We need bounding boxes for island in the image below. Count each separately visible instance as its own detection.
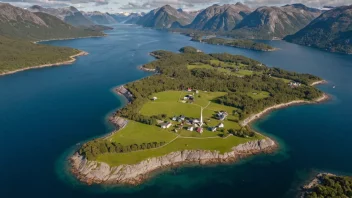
[192,37,277,52]
[70,46,327,185]
[302,173,352,197]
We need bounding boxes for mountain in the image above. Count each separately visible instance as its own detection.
[186,3,252,31]
[124,13,145,24]
[0,3,103,41]
[83,11,117,24]
[136,5,196,28]
[285,5,352,54]
[28,5,94,27]
[232,4,322,39]
[108,12,145,24]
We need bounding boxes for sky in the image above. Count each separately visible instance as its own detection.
[0,0,351,13]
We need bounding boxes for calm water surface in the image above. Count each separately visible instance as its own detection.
[1,25,352,198]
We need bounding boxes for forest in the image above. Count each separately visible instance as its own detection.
[79,139,166,160]
[195,37,276,51]
[0,36,80,74]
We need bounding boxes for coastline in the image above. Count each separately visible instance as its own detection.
[0,51,89,77]
[33,35,106,44]
[70,138,277,185]
[190,39,278,52]
[310,80,327,86]
[241,87,329,127]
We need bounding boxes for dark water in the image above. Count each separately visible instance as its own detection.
[1,24,352,198]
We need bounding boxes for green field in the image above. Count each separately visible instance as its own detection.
[98,135,263,166]
[247,91,271,100]
[109,121,177,145]
[96,90,263,166]
[209,60,248,68]
[141,91,227,118]
[187,61,256,77]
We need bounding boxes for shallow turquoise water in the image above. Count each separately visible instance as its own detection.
[1,24,352,198]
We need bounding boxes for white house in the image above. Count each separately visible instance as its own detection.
[192,119,200,124]
[187,126,194,131]
[152,96,158,101]
[161,122,172,129]
[218,123,224,128]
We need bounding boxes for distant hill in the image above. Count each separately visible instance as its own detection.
[28,5,95,27]
[186,3,252,31]
[137,5,196,28]
[230,4,322,39]
[285,5,352,54]
[0,3,103,41]
[83,11,117,24]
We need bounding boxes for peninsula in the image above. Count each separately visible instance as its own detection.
[192,36,277,52]
[0,36,88,76]
[71,46,326,185]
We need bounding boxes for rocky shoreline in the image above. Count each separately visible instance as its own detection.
[114,86,134,103]
[139,66,156,72]
[0,51,88,76]
[300,173,335,197]
[70,138,277,185]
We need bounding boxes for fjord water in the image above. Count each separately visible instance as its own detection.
[1,25,352,198]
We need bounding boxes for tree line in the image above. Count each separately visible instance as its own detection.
[79,140,166,160]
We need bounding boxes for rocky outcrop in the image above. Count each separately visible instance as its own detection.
[114,86,133,102]
[70,138,276,185]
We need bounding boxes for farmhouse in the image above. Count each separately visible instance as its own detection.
[196,127,203,133]
[161,122,172,129]
[289,81,301,88]
[218,123,224,128]
[192,119,200,124]
[216,111,228,121]
[187,126,194,131]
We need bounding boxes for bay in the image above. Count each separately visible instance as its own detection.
[1,24,352,198]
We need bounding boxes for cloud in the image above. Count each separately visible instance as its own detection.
[119,0,220,10]
[1,0,351,13]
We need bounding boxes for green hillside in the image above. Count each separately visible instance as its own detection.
[0,36,80,74]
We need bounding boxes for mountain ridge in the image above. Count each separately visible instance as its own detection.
[285,5,352,54]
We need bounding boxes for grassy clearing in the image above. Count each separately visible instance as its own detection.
[272,76,291,83]
[247,91,271,100]
[141,91,227,118]
[209,60,248,68]
[110,121,177,145]
[188,61,256,77]
[97,135,261,166]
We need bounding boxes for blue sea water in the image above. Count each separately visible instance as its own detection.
[1,24,352,198]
